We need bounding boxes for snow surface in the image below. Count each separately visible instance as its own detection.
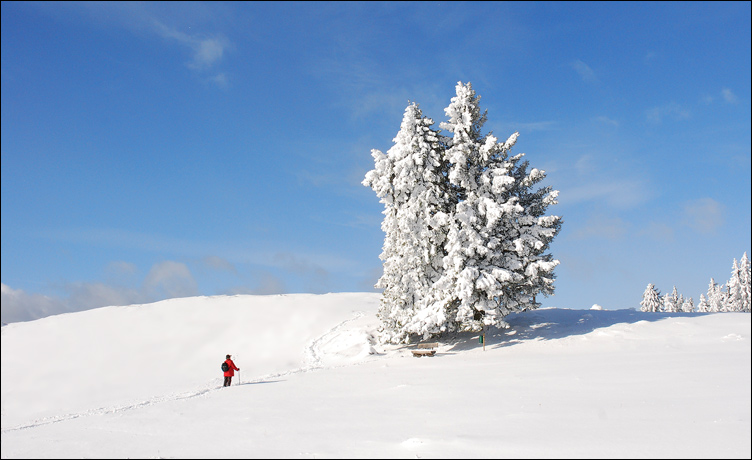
[1,293,750,458]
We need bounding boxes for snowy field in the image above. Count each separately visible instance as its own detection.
[1,293,750,458]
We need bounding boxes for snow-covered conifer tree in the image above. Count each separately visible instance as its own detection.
[640,283,661,312]
[365,82,561,343]
[706,278,725,312]
[663,286,681,312]
[739,252,751,313]
[411,82,561,338]
[662,292,674,313]
[363,102,448,343]
[696,293,710,313]
[681,297,694,313]
[727,258,743,312]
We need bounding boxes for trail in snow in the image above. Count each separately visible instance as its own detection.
[1,311,373,434]
[304,310,366,369]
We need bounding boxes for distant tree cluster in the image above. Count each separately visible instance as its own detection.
[640,253,751,313]
[363,82,562,343]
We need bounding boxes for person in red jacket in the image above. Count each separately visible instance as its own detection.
[223,354,240,387]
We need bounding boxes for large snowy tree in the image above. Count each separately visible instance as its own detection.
[362,103,449,343]
[365,82,561,343]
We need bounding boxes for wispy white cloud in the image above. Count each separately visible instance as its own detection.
[574,154,597,175]
[64,281,142,312]
[39,227,209,257]
[570,216,628,240]
[202,255,237,273]
[249,272,287,295]
[143,261,200,299]
[1,283,68,324]
[209,73,229,88]
[594,116,619,127]
[702,88,739,105]
[295,169,343,188]
[571,59,598,83]
[273,253,329,281]
[562,178,652,209]
[151,19,230,70]
[105,261,138,276]
[646,102,691,123]
[2,259,203,323]
[638,222,675,243]
[30,2,233,86]
[269,252,336,294]
[682,198,724,234]
[721,88,738,104]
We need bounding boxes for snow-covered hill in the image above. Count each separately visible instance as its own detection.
[1,293,750,458]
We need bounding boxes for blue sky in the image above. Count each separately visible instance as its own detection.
[2,1,750,322]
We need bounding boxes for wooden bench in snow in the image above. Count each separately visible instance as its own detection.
[411,342,439,357]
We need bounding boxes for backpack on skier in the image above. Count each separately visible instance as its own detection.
[221,361,229,372]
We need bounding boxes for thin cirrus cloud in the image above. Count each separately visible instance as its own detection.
[721,88,738,104]
[572,216,627,240]
[209,73,229,88]
[32,2,232,85]
[683,198,725,234]
[638,222,675,243]
[150,19,230,70]
[571,59,598,83]
[700,88,739,106]
[562,178,651,209]
[646,102,691,124]
[570,215,628,240]
[594,116,619,127]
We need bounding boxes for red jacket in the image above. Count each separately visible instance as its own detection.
[224,359,239,377]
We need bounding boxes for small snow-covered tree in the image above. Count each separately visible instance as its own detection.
[661,292,674,313]
[727,258,743,312]
[740,252,751,313]
[706,278,726,312]
[363,103,448,343]
[724,252,752,313]
[681,297,694,313]
[640,283,661,312]
[696,293,710,313]
[662,286,681,312]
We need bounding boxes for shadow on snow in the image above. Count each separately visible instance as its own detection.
[441,308,712,353]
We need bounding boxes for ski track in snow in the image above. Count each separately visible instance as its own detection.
[304,310,365,369]
[1,311,369,434]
